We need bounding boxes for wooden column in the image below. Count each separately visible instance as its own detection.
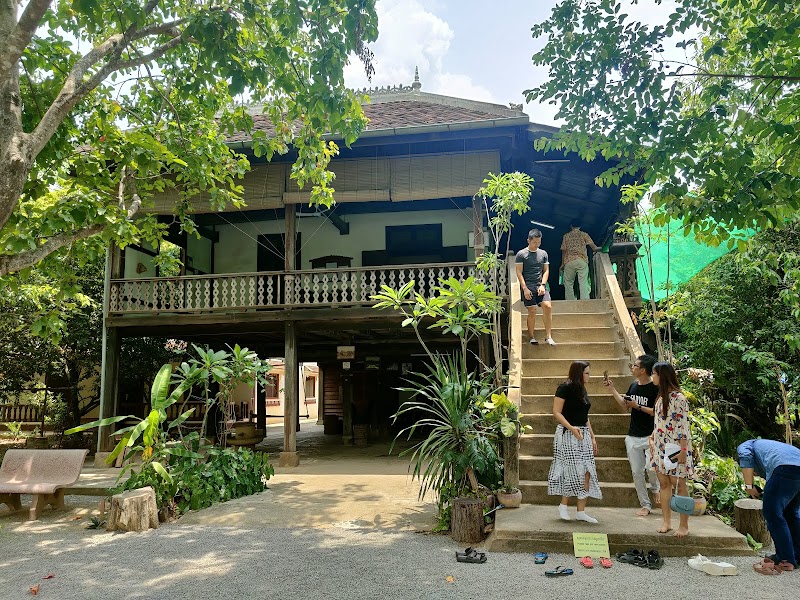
[279,321,300,467]
[284,203,296,304]
[256,378,266,434]
[97,243,123,454]
[316,368,324,425]
[341,372,353,445]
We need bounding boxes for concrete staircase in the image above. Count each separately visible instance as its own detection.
[517,299,641,507]
[486,297,750,556]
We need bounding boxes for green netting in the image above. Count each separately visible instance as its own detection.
[634,221,734,302]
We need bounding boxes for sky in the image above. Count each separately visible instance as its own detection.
[344,0,682,126]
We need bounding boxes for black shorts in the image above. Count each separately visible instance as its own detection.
[522,286,551,307]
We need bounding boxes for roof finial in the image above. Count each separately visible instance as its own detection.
[412,66,422,91]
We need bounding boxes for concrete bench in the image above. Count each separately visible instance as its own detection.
[0,449,89,520]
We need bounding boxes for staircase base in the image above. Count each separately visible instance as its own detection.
[485,505,751,557]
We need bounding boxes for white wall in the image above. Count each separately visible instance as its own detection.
[212,208,475,273]
[124,247,156,278]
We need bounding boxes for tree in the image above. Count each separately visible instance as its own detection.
[0,0,378,280]
[526,0,800,246]
[668,221,800,438]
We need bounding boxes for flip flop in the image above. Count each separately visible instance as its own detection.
[775,561,795,572]
[580,556,594,569]
[544,566,574,577]
[599,557,613,569]
[534,552,549,564]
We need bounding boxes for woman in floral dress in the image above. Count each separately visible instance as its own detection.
[649,361,694,537]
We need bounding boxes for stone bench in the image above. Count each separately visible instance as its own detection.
[0,449,89,520]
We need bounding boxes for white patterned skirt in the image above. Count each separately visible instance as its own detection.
[547,425,602,500]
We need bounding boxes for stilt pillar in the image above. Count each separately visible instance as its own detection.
[98,242,122,453]
[280,321,300,467]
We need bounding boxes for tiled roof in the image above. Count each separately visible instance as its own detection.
[226,95,527,144]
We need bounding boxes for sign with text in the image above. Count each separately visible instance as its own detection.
[572,532,610,558]
[337,345,355,360]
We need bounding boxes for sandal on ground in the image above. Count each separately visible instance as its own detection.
[753,560,781,575]
[615,548,643,564]
[455,548,487,563]
[544,566,574,577]
[534,552,548,564]
[599,557,613,569]
[775,561,795,572]
[645,550,664,570]
[580,556,594,568]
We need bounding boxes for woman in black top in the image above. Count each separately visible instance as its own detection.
[547,360,602,523]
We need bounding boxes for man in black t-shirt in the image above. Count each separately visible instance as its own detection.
[514,229,555,346]
[604,354,660,516]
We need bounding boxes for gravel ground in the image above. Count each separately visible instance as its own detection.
[0,520,795,600]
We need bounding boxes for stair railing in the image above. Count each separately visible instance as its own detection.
[594,253,645,360]
[504,253,522,487]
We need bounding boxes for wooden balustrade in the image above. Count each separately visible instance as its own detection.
[1,404,42,423]
[109,262,509,315]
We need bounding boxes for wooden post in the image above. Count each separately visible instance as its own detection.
[98,243,123,453]
[280,321,300,467]
[256,377,266,434]
[341,372,353,445]
[734,498,772,546]
[451,497,484,543]
[316,368,324,425]
[472,196,491,367]
[284,203,296,304]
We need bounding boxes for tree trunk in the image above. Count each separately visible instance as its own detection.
[451,497,484,544]
[734,498,772,546]
[106,486,160,532]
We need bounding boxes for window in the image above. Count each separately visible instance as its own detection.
[386,224,442,256]
[264,374,279,398]
[304,377,316,401]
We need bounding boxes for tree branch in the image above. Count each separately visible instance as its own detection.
[0,0,53,83]
[0,225,105,276]
[665,72,800,82]
[25,18,188,160]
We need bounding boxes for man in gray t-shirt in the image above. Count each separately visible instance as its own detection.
[514,229,555,345]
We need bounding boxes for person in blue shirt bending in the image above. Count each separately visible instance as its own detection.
[738,439,800,572]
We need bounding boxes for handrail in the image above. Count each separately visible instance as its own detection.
[109,261,480,283]
[504,253,522,487]
[506,253,522,410]
[594,253,645,359]
[108,261,509,315]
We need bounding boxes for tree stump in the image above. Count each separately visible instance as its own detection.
[451,497,484,544]
[106,486,160,533]
[734,498,771,546]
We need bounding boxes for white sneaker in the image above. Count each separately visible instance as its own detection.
[575,511,598,523]
[688,554,711,571]
[701,561,738,576]
[688,555,737,575]
[529,338,539,345]
[558,504,571,521]
[545,337,557,346]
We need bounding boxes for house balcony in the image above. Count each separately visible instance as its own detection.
[108,261,508,318]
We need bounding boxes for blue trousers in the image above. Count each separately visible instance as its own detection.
[763,465,800,566]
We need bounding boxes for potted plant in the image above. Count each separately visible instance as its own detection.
[496,483,522,508]
[689,480,708,516]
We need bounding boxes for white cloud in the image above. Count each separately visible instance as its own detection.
[345,0,497,103]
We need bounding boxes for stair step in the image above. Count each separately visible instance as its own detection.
[485,505,751,557]
[527,326,621,343]
[518,480,641,507]
[523,341,624,359]
[526,312,614,329]
[520,433,627,456]
[522,393,627,414]
[520,456,633,483]
[521,357,630,377]
[521,413,630,435]
[522,377,632,395]
[548,299,611,313]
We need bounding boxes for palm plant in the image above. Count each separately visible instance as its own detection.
[392,353,501,502]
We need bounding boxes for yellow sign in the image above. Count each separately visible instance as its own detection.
[572,532,610,558]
